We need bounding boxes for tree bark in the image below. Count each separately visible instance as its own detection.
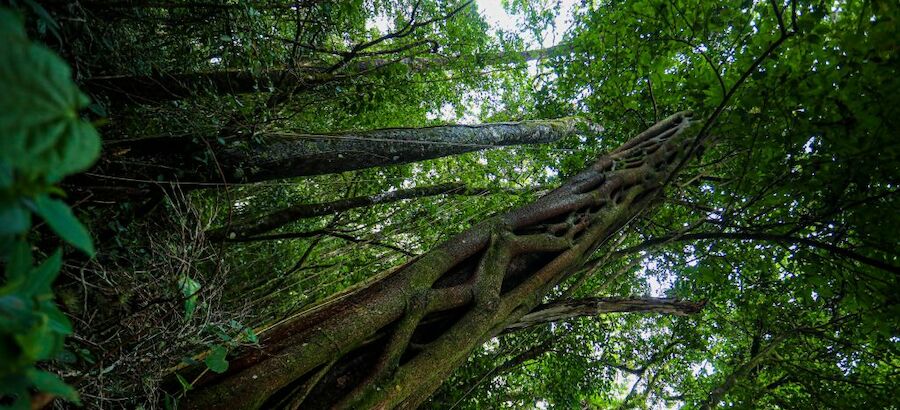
[207,182,547,241]
[90,117,591,191]
[83,45,570,104]
[173,111,700,409]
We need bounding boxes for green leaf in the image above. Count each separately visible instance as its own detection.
[0,201,30,235]
[14,321,61,361]
[243,327,258,344]
[178,275,201,320]
[0,374,30,410]
[175,373,193,393]
[13,249,61,298]
[0,294,38,332]
[0,162,12,189]
[0,16,100,180]
[205,344,229,373]
[41,300,73,334]
[4,239,32,282]
[27,369,80,404]
[29,195,95,256]
[0,9,26,41]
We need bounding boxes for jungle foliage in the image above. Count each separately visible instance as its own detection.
[0,0,898,409]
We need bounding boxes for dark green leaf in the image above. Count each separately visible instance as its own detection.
[178,275,201,321]
[0,17,100,180]
[4,239,32,282]
[29,195,95,256]
[18,249,61,297]
[27,369,80,404]
[0,201,30,235]
[205,344,229,373]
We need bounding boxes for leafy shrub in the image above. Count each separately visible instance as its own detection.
[0,7,101,408]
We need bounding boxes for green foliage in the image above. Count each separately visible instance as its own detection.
[0,11,99,183]
[0,246,79,407]
[27,195,94,257]
[178,275,201,321]
[0,7,100,407]
[204,344,229,374]
[10,0,897,408]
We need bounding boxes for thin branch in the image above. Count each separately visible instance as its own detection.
[505,297,706,331]
[616,231,900,275]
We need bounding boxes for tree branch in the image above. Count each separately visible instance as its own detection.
[209,182,547,241]
[505,297,706,331]
[615,231,900,275]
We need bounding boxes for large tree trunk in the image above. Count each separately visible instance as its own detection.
[83,45,570,104]
[85,117,590,193]
[175,112,699,409]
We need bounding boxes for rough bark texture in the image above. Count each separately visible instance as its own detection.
[83,45,570,104]
[207,183,544,241]
[176,112,698,409]
[90,117,590,190]
[227,118,586,181]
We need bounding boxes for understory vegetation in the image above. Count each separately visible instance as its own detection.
[1,0,898,409]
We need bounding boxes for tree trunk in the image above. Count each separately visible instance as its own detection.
[83,45,570,104]
[87,117,591,193]
[174,111,699,409]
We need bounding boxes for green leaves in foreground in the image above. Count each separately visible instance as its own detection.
[0,10,100,183]
[1,244,80,407]
[0,7,102,407]
[27,195,95,257]
[0,7,99,256]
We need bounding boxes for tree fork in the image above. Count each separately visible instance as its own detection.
[175,111,700,409]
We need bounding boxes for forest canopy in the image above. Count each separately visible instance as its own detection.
[0,0,898,409]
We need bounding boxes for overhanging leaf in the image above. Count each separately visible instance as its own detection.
[29,195,95,257]
[18,249,61,297]
[0,14,100,180]
[27,369,80,404]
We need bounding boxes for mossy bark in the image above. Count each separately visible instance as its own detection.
[217,118,588,182]
[85,118,589,194]
[176,112,699,409]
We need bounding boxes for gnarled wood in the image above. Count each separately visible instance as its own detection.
[176,111,700,409]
